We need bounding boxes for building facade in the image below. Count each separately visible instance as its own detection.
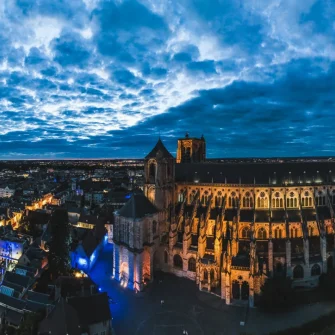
[113,193,163,291]
[0,186,15,198]
[116,134,335,307]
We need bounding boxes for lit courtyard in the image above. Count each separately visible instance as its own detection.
[89,244,335,335]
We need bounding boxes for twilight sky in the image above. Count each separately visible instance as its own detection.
[0,0,334,159]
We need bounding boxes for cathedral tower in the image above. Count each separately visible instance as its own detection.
[144,138,174,210]
[176,133,206,163]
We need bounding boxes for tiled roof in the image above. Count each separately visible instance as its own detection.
[4,272,31,288]
[67,292,111,325]
[175,161,335,185]
[1,281,24,294]
[240,210,254,222]
[0,292,26,310]
[317,206,331,220]
[27,290,50,305]
[255,210,270,222]
[81,232,100,258]
[287,210,301,222]
[0,306,23,326]
[232,255,250,268]
[24,300,46,313]
[117,193,158,219]
[38,298,80,335]
[145,139,174,159]
[271,210,286,222]
[224,209,237,221]
[301,209,316,221]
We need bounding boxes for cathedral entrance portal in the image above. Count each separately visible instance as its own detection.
[120,262,129,287]
[232,281,240,300]
[232,278,249,301]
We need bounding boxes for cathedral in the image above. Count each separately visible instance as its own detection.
[113,134,335,307]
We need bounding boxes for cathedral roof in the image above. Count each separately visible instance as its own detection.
[175,161,335,185]
[117,193,158,219]
[145,138,174,160]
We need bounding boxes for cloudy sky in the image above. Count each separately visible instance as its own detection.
[0,0,334,159]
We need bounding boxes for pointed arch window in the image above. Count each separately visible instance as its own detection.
[203,269,208,280]
[216,191,223,207]
[178,191,185,203]
[258,192,268,208]
[243,192,252,208]
[257,227,267,239]
[173,254,183,268]
[241,227,251,239]
[287,192,298,208]
[291,227,298,238]
[149,162,156,183]
[272,192,284,208]
[316,191,326,206]
[188,258,196,272]
[274,227,282,239]
[293,265,304,279]
[210,269,215,281]
[311,264,321,276]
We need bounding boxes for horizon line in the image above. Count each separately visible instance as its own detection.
[0,155,334,161]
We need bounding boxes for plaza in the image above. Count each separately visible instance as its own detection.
[89,244,335,335]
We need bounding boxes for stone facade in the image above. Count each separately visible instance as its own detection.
[116,136,335,307]
[112,193,163,291]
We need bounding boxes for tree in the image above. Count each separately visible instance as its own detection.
[48,209,73,280]
[259,277,295,311]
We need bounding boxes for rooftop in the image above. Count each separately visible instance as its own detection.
[117,193,158,220]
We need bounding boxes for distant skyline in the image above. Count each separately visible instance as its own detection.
[0,0,334,159]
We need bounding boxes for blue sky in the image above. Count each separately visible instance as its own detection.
[0,0,334,159]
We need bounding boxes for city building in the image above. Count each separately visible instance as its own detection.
[0,186,15,198]
[39,277,112,335]
[38,292,112,335]
[116,134,335,308]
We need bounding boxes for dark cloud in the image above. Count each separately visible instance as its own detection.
[0,0,334,159]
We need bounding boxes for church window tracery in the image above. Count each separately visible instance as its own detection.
[257,192,268,208]
[241,227,251,239]
[188,258,196,272]
[243,192,253,208]
[301,191,313,207]
[316,191,326,206]
[257,227,267,239]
